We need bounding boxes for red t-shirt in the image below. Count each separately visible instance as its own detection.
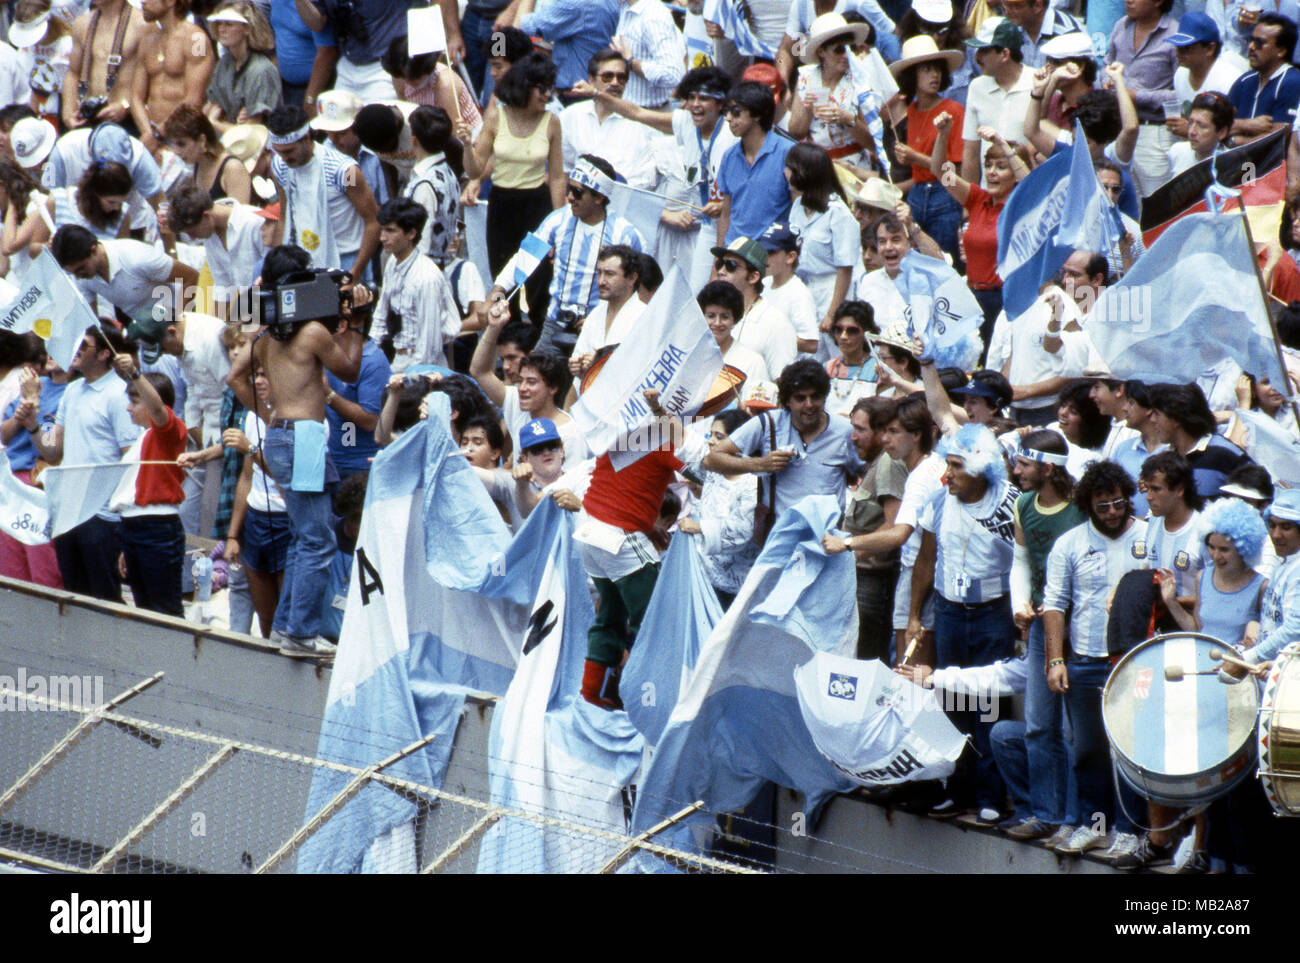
[1267,248,1300,304]
[907,98,964,184]
[963,183,1005,290]
[582,447,683,535]
[137,408,188,506]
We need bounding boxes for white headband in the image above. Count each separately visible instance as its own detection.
[268,123,312,146]
[1019,446,1069,467]
[571,159,614,198]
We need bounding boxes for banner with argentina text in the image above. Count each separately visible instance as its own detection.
[570,265,722,469]
[0,249,99,372]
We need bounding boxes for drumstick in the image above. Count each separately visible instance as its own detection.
[1209,647,1253,671]
[900,637,918,666]
[1163,665,1217,682]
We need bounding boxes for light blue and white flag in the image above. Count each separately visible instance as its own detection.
[606,181,670,253]
[702,0,776,59]
[477,499,645,873]
[41,461,134,537]
[571,265,722,468]
[1233,407,1300,488]
[795,652,966,787]
[298,397,526,874]
[622,533,724,747]
[511,231,552,291]
[1057,121,1125,259]
[628,496,857,867]
[1081,212,1288,389]
[0,448,51,545]
[894,250,983,370]
[0,249,99,372]
[997,127,1100,319]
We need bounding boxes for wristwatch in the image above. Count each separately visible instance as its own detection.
[325,390,338,406]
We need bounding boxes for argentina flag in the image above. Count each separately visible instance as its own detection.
[298,397,526,874]
[1081,212,1288,389]
[621,533,724,747]
[702,0,776,59]
[627,496,857,869]
[997,126,1100,319]
[894,251,983,370]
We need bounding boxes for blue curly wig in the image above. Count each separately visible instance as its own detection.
[938,423,1007,485]
[1203,497,1268,567]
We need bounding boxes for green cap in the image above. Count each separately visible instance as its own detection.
[709,236,768,274]
[124,310,167,363]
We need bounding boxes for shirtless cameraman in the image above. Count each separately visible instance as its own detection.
[227,245,370,658]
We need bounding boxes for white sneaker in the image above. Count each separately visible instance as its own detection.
[1057,826,1108,854]
[1043,824,1076,850]
[1102,832,1140,862]
[279,635,338,660]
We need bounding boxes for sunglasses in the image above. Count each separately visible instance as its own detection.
[596,70,629,83]
[832,324,863,335]
[825,42,849,55]
[1093,498,1129,514]
[566,183,589,200]
[725,106,748,117]
[714,257,744,272]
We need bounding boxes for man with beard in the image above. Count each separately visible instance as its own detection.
[1043,460,1149,855]
[130,0,215,156]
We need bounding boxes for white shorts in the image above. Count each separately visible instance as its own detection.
[335,58,398,104]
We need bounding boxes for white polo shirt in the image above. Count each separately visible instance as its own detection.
[962,67,1036,181]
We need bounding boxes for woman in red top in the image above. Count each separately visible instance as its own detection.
[928,114,1030,353]
[889,36,967,268]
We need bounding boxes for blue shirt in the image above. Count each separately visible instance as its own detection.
[728,407,864,518]
[1111,433,1159,516]
[270,0,336,86]
[54,371,139,520]
[2,378,66,472]
[1228,63,1300,126]
[327,339,391,476]
[521,0,620,91]
[315,0,416,65]
[716,129,795,244]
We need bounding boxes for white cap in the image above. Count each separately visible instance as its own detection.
[8,11,51,48]
[309,90,363,132]
[207,8,250,25]
[10,118,57,169]
[1040,31,1096,60]
[914,0,954,24]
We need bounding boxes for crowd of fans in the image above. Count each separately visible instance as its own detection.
[0,0,1299,874]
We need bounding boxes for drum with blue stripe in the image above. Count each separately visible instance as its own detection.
[1102,633,1258,806]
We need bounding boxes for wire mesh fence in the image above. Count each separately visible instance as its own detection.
[0,676,775,874]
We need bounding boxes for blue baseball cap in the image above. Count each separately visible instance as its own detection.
[89,122,134,166]
[519,418,561,451]
[1264,487,1300,524]
[758,222,800,252]
[1169,11,1221,47]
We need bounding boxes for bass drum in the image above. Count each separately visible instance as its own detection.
[1259,642,1300,816]
[1103,632,1258,806]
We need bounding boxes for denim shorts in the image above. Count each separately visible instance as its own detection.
[243,508,291,574]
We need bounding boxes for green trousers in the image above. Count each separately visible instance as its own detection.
[586,562,660,667]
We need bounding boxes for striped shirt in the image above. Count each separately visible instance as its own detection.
[1043,517,1149,658]
[923,480,1020,604]
[494,208,645,325]
[616,0,687,107]
[1252,550,1300,664]
[271,142,365,263]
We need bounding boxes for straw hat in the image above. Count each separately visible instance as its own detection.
[221,123,269,173]
[869,322,923,356]
[801,13,870,64]
[889,35,966,77]
[849,174,903,211]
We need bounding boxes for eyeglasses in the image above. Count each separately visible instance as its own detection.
[832,324,863,335]
[725,106,747,117]
[596,71,628,83]
[566,183,589,200]
[1093,498,1129,514]
[825,42,849,54]
[714,257,744,272]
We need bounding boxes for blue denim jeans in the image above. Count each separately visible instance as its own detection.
[933,595,1016,810]
[1064,656,1118,834]
[907,181,964,268]
[990,720,1030,819]
[262,425,338,639]
[460,6,498,106]
[1024,619,1070,824]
